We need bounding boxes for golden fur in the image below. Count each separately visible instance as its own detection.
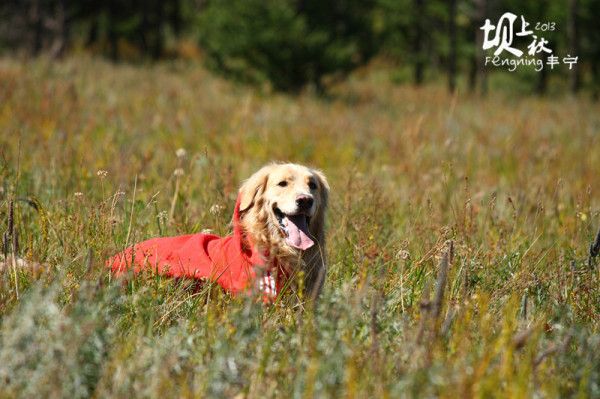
[238,163,329,299]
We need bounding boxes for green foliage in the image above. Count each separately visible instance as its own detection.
[1,0,599,94]
[197,0,377,91]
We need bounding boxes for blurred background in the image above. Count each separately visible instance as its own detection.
[1,0,598,96]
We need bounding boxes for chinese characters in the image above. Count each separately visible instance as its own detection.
[480,12,578,71]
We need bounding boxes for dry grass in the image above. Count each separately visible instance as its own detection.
[0,56,599,398]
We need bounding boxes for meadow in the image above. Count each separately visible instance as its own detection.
[0,57,599,398]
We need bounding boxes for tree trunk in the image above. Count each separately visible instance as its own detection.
[50,0,69,59]
[140,3,149,53]
[87,17,98,47]
[31,0,43,55]
[537,54,548,95]
[413,0,425,85]
[108,0,118,61]
[468,57,477,92]
[568,0,580,93]
[475,0,488,95]
[592,63,599,101]
[152,0,164,59]
[448,0,457,92]
[536,2,548,95]
[171,0,182,37]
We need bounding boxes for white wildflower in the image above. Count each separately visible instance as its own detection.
[210,204,224,215]
[157,211,168,222]
[176,148,187,158]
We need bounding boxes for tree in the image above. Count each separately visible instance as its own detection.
[469,0,488,95]
[448,0,457,91]
[567,0,580,93]
[580,0,600,98]
[413,0,426,85]
[197,0,378,92]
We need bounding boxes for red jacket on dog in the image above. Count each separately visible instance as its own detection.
[107,196,283,300]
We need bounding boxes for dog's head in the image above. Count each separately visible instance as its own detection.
[238,163,329,257]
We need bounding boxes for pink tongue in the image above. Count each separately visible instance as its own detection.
[284,215,314,250]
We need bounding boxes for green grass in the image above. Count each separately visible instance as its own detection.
[0,56,599,398]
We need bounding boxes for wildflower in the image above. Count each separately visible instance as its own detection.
[74,192,83,198]
[157,210,168,222]
[397,249,411,260]
[176,148,187,158]
[97,170,108,179]
[173,168,185,177]
[210,204,224,215]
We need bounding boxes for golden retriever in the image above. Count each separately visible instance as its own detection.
[238,163,329,298]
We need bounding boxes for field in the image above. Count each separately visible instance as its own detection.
[0,57,599,398]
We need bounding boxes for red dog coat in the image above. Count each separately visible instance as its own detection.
[107,196,284,300]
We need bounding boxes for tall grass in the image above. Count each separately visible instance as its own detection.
[0,56,599,398]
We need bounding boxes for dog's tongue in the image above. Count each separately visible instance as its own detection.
[283,215,314,250]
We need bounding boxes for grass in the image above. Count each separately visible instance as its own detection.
[0,56,599,398]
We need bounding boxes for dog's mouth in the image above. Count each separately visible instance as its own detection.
[274,206,314,250]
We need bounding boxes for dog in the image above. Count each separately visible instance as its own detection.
[108,163,329,301]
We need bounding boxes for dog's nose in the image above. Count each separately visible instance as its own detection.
[296,195,314,211]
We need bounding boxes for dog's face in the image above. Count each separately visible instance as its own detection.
[238,163,329,253]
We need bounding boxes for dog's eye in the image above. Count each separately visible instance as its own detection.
[278,181,288,187]
[308,181,317,190]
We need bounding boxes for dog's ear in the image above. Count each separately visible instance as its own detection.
[309,168,329,244]
[312,169,329,210]
[239,166,271,212]
[305,169,329,300]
